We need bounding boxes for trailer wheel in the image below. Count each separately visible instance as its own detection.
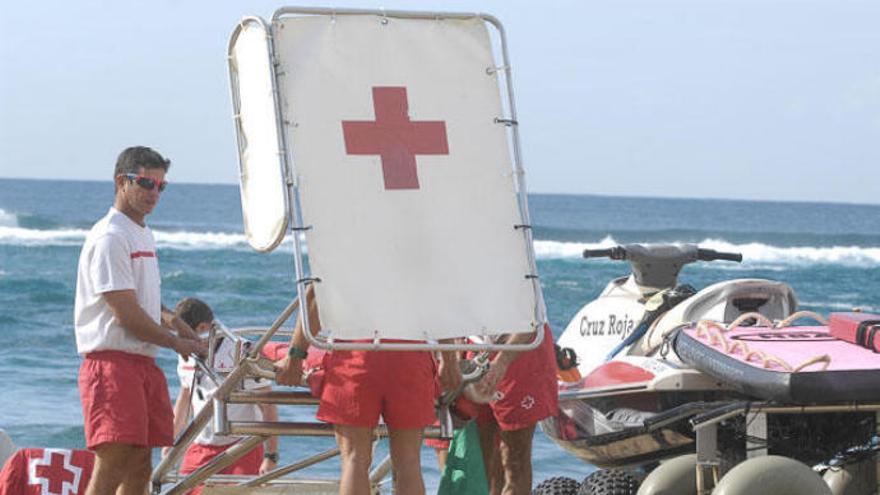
[712,455,831,495]
[636,454,697,495]
[532,476,580,495]
[578,469,640,495]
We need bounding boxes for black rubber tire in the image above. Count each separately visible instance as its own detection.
[532,476,581,495]
[577,469,640,495]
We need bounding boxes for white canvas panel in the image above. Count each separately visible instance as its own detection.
[230,21,289,252]
[274,15,538,339]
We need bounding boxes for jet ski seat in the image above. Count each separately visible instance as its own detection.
[638,279,798,356]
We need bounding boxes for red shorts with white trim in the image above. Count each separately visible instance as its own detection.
[78,350,174,450]
[180,442,264,495]
[476,325,558,431]
[316,347,437,429]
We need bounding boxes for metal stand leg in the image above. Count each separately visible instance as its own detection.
[875,411,880,495]
[162,435,266,495]
[696,423,720,495]
[369,454,394,494]
[746,411,767,459]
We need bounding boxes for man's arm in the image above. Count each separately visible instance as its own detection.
[491,331,534,368]
[171,385,192,439]
[162,384,192,457]
[103,290,204,356]
[437,341,462,392]
[464,330,536,403]
[274,285,319,386]
[161,304,200,341]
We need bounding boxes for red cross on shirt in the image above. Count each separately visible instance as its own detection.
[342,86,449,190]
[34,452,76,494]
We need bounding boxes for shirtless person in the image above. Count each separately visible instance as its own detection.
[74,146,204,495]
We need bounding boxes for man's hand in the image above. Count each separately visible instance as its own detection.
[274,356,304,387]
[105,290,207,354]
[173,337,206,359]
[259,457,277,475]
[171,316,200,341]
[464,331,535,402]
[463,352,519,404]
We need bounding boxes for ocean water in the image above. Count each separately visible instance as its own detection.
[1,178,879,490]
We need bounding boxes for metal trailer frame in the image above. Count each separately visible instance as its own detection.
[690,401,880,495]
[228,7,545,353]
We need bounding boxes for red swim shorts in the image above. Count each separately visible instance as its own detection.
[317,348,437,429]
[78,350,174,450]
[180,442,264,495]
[477,324,559,431]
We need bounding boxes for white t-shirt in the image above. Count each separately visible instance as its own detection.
[177,334,266,446]
[74,207,162,357]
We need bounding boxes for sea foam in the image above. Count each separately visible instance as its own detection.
[1,225,878,266]
[532,236,880,267]
[0,209,19,228]
[0,225,249,250]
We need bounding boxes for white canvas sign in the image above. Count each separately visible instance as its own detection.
[273,14,539,340]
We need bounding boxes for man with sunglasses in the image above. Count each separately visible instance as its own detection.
[75,146,205,495]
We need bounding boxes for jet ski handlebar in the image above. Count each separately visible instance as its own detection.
[582,244,742,288]
[696,248,743,263]
[582,246,626,260]
[582,245,742,263]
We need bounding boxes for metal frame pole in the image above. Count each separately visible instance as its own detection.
[161,435,266,495]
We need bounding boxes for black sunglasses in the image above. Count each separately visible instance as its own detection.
[121,174,168,192]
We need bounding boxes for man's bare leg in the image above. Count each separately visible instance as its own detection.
[117,446,151,495]
[388,428,426,495]
[478,421,504,495]
[434,447,449,472]
[85,443,139,495]
[334,425,374,495]
[498,425,536,495]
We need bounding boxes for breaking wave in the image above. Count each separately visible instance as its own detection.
[0,224,250,250]
[1,221,878,266]
[533,236,880,267]
[0,209,18,228]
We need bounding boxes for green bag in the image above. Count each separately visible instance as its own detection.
[437,421,489,495]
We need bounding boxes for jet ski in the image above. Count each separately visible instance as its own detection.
[541,244,797,468]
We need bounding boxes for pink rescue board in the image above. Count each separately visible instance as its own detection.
[675,325,880,403]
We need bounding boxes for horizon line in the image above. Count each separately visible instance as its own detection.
[0,175,878,208]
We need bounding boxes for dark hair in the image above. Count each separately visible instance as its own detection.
[114,146,171,178]
[175,297,214,329]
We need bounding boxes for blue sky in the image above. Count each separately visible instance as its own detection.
[1,1,878,203]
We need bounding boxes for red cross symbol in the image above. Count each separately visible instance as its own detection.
[342,87,449,190]
[32,451,77,494]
